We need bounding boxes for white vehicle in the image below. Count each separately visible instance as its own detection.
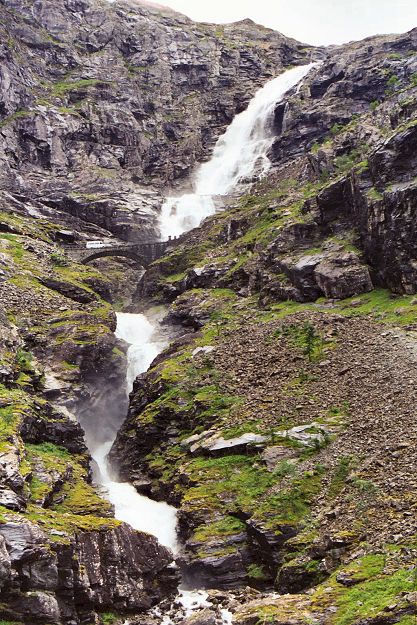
[85,240,110,249]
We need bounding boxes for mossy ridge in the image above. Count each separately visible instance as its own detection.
[146,176,323,295]
[26,442,112,517]
[193,515,246,542]
[0,211,57,243]
[0,387,32,450]
[257,288,417,327]
[239,543,416,625]
[310,555,416,625]
[23,505,121,538]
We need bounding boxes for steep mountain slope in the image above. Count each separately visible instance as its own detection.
[0,0,311,241]
[110,26,417,625]
[0,1,313,623]
[0,2,416,625]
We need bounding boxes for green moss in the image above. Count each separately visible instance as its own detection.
[26,442,71,459]
[255,466,325,530]
[247,563,268,581]
[272,322,326,362]
[328,456,357,499]
[50,79,107,96]
[162,271,187,283]
[100,614,119,625]
[0,234,25,260]
[50,251,69,267]
[62,361,78,370]
[0,110,32,128]
[56,479,112,516]
[330,123,346,135]
[332,288,417,326]
[24,505,120,536]
[334,568,414,625]
[367,187,384,201]
[387,74,400,87]
[27,442,112,516]
[193,516,246,542]
[0,389,29,447]
[221,421,262,439]
[183,454,275,514]
[394,617,417,625]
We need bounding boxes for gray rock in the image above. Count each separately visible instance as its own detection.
[314,253,373,300]
[182,608,218,625]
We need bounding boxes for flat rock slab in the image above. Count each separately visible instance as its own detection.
[184,430,268,456]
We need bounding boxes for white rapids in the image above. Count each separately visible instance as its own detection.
[159,63,316,240]
[91,312,179,553]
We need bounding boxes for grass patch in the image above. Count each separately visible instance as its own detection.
[193,516,246,542]
[50,79,106,96]
[334,567,414,625]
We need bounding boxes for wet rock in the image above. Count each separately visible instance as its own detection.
[0,487,26,511]
[39,277,96,304]
[276,423,331,448]
[0,518,179,623]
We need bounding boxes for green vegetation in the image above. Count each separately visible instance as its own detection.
[193,516,246,541]
[334,567,414,625]
[27,442,113,516]
[330,123,346,135]
[247,563,268,581]
[367,187,384,201]
[100,613,119,625]
[50,78,106,96]
[50,251,69,267]
[387,74,400,87]
[334,149,361,172]
[272,322,326,362]
[254,465,325,530]
[328,456,357,498]
[0,110,32,128]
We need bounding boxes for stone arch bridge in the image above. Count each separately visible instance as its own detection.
[67,238,178,267]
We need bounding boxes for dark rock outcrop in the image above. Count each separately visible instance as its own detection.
[0,518,177,624]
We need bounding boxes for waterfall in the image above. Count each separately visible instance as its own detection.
[159,63,316,240]
[91,312,179,553]
[94,63,315,621]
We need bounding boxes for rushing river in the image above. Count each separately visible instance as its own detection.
[90,63,316,621]
[92,313,178,552]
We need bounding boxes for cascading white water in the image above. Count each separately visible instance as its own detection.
[95,63,315,622]
[92,312,178,553]
[159,63,316,240]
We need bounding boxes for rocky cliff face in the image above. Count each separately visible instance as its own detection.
[110,24,417,625]
[0,2,315,622]
[0,0,310,243]
[0,203,178,624]
[1,2,417,625]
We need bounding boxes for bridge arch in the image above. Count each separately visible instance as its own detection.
[81,249,148,266]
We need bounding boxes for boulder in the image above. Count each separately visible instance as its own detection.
[314,253,373,299]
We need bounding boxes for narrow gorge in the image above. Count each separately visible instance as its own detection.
[0,1,416,625]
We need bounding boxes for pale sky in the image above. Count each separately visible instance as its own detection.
[152,0,417,46]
